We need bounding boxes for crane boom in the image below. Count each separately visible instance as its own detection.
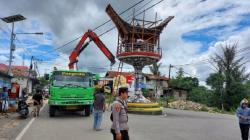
[68,30,116,69]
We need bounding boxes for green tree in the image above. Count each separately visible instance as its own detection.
[188,86,213,106]
[149,62,162,98]
[149,62,162,76]
[169,74,199,91]
[207,43,249,110]
[176,67,184,78]
[37,76,49,89]
[206,73,225,108]
[244,80,250,99]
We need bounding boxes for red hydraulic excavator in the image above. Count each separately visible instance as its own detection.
[68,30,116,69]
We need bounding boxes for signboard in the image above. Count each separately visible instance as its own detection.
[54,71,87,77]
[113,75,127,88]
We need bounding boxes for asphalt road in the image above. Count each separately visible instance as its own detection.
[17,104,241,140]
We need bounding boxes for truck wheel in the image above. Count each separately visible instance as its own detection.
[49,106,56,117]
[85,105,91,116]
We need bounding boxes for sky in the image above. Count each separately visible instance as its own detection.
[0,0,250,86]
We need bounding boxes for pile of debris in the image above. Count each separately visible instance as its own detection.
[168,100,213,112]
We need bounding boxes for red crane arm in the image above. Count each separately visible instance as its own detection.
[68,30,116,69]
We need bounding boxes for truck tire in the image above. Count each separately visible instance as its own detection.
[49,106,56,117]
[85,105,91,116]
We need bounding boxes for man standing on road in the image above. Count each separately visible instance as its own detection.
[1,87,9,117]
[93,88,106,131]
[236,98,250,140]
[111,87,129,140]
[32,89,43,117]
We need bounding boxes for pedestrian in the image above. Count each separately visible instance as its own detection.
[111,87,129,140]
[93,87,106,131]
[1,87,9,117]
[32,89,43,117]
[236,98,250,140]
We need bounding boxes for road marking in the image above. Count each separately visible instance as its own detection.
[15,103,47,140]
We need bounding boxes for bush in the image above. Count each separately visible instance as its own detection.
[200,106,209,112]
[212,108,221,113]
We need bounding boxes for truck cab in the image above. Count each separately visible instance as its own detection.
[48,70,94,117]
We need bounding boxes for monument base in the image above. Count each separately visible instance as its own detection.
[127,94,163,115]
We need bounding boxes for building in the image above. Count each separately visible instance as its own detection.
[165,88,188,100]
[0,71,12,89]
[142,74,169,97]
[0,63,37,94]
[104,71,169,97]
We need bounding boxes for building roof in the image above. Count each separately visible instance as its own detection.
[0,70,12,78]
[105,70,169,81]
[143,73,169,81]
[0,63,36,78]
[105,71,134,78]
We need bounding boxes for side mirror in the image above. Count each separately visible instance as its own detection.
[89,78,92,87]
[44,74,49,80]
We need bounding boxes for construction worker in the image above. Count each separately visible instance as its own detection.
[111,87,129,140]
[236,98,250,140]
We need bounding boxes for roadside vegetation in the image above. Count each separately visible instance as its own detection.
[167,43,250,113]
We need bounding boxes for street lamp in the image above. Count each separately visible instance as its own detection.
[1,15,44,77]
[1,14,26,76]
[16,32,43,35]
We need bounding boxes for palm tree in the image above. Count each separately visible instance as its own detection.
[211,43,250,110]
[149,62,162,98]
[149,62,162,76]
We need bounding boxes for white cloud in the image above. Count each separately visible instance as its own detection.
[0,0,250,84]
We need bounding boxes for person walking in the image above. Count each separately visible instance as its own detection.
[32,89,43,117]
[1,87,9,117]
[111,87,129,140]
[236,98,250,140]
[93,88,106,131]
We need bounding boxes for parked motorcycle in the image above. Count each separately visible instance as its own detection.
[17,97,29,118]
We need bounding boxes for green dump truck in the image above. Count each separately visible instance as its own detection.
[48,70,95,117]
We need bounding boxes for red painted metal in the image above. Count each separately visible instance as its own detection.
[68,30,115,69]
[117,52,161,59]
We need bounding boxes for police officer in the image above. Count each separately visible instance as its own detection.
[111,87,129,140]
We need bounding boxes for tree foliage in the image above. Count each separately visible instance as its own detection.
[38,76,49,89]
[188,86,214,106]
[207,43,250,110]
[169,68,199,91]
[149,62,162,76]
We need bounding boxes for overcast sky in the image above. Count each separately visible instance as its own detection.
[0,0,250,86]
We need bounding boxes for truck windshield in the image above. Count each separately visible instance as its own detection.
[53,75,91,87]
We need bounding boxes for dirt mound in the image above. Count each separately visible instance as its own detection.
[168,100,213,112]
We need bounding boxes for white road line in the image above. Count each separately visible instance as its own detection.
[15,103,47,140]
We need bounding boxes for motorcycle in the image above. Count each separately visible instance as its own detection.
[17,97,29,118]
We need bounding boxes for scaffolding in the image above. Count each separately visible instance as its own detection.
[106,4,174,102]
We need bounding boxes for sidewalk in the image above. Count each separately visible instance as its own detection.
[0,112,22,140]
[0,96,34,140]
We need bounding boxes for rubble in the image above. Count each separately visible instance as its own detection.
[168,100,213,112]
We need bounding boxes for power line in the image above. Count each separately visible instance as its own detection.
[171,46,250,68]
[98,0,163,37]
[172,65,198,78]
[93,0,146,31]
[42,0,149,55]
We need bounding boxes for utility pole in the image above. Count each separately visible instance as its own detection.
[26,56,33,94]
[220,81,226,111]
[166,64,174,99]
[1,14,26,76]
[22,54,25,66]
[168,64,173,79]
[8,22,15,76]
